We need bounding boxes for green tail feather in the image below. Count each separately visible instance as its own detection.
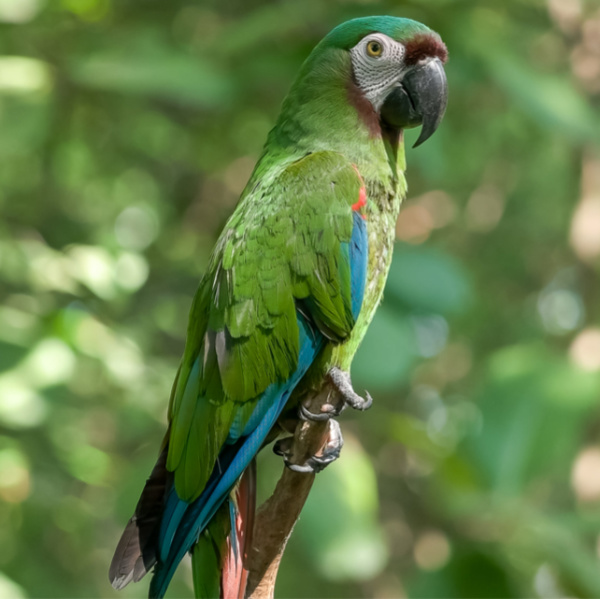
[191,504,230,599]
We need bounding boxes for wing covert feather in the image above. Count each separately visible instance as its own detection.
[167,151,366,501]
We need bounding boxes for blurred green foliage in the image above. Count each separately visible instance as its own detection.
[1,0,600,597]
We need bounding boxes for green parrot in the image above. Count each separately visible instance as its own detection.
[109,15,447,599]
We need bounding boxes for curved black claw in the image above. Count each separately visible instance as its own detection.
[299,402,340,422]
[328,367,373,412]
[277,419,344,474]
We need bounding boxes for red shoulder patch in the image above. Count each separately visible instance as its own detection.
[351,165,368,219]
[352,187,367,212]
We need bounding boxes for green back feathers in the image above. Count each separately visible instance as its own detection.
[167,152,363,501]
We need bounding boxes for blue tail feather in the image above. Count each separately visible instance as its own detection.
[158,495,188,563]
[149,315,322,598]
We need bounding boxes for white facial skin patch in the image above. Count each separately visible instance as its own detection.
[350,33,407,111]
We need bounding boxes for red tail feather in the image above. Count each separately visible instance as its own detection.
[221,460,256,599]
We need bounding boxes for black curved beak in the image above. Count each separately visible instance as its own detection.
[380,58,448,148]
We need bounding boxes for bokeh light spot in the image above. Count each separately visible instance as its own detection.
[114,206,159,251]
[396,204,434,244]
[61,0,109,21]
[571,446,600,502]
[21,338,76,387]
[0,572,26,599]
[0,448,30,503]
[0,0,41,23]
[67,245,116,299]
[570,197,600,261]
[465,185,505,233]
[67,444,110,486]
[114,252,149,291]
[538,288,584,335]
[547,0,582,34]
[0,378,47,429]
[569,328,600,372]
[413,530,451,571]
[0,57,51,95]
[411,314,449,358]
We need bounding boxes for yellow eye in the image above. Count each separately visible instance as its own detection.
[366,40,383,57]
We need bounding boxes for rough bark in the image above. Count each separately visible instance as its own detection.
[245,388,333,599]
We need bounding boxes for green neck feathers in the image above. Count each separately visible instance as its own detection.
[260,45,405,187]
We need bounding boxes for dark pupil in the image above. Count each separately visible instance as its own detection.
[370,42,380,54]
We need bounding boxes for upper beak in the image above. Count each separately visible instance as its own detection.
[380,57,448,148]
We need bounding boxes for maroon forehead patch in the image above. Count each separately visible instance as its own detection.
[404,34,448,66]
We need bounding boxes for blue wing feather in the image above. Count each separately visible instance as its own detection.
[349,211,368,321]
[149,213,368,598]
[150,315,321,598]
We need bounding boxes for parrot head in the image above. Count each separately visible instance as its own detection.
[277,16,448,152]
[325,16,448,147]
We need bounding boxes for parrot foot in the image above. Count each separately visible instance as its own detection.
[329,367,373,412]
[299,367,373,422]
[273,418,343,474]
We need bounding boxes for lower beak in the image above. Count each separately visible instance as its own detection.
[380,58,448,148]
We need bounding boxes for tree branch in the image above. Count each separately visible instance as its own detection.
[245,388,333,599]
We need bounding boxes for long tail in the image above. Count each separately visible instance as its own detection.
[149,315,321,598]
[110,314,321,599]
[148,401,283,598]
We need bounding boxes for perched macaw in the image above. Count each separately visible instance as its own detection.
[109,15,447,599]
